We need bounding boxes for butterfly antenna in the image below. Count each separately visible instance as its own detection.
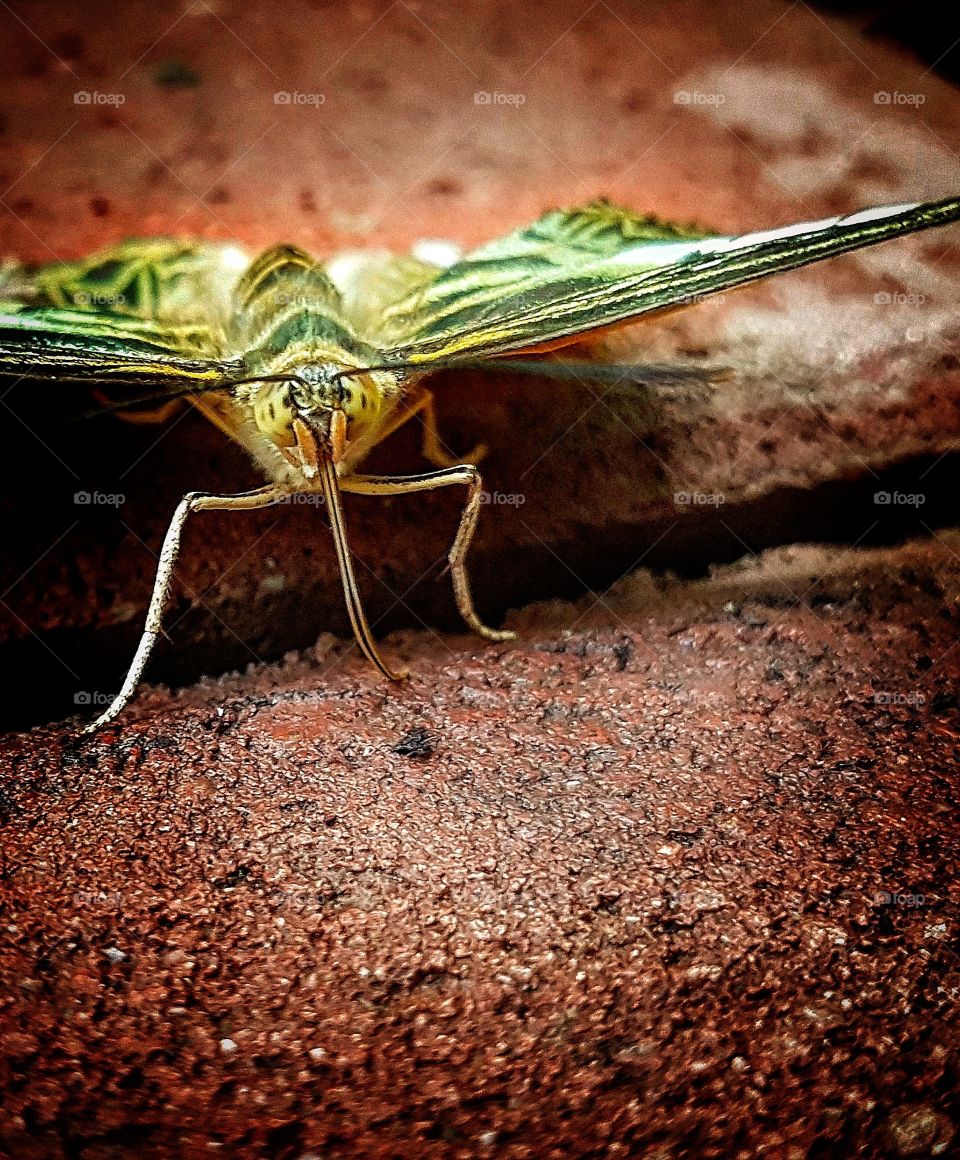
[330,358,730,388]
[74,373,313,421]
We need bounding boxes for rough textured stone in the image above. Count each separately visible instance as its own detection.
[2,533,960,1158]
[1,2,959,1157]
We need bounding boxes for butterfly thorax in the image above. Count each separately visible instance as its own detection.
[208,247,402,475]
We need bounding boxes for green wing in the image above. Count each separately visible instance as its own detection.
[379,197,960,365]
[0,239,250,386]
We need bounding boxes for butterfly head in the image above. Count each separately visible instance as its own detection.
[245,361,392,471]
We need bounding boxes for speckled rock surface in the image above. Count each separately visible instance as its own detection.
[2,534,960,1158]
[1,1,960,1156]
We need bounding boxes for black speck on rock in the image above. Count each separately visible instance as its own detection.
[393,727,437,759]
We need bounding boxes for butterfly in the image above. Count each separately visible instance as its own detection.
[1,195,957,732]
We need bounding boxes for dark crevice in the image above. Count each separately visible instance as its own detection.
[807,1,960,85]
[2,449,960,733]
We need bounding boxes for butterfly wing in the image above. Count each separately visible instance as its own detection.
[0,239,250,386]
[378,197,960,366]
[323,249,453,345]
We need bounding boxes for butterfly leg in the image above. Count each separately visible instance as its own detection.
[341,467,514,642]
[354,386,486,469]
[113,400,184,424]
[83,484,287,733]
[91,389,185,425]
[417,389,488,469]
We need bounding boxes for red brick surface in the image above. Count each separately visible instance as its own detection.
[1,1,959,1156]
[2,534,960,1158]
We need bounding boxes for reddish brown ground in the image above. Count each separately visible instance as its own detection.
[2,537,960,1158]
[1,1,959,1157]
